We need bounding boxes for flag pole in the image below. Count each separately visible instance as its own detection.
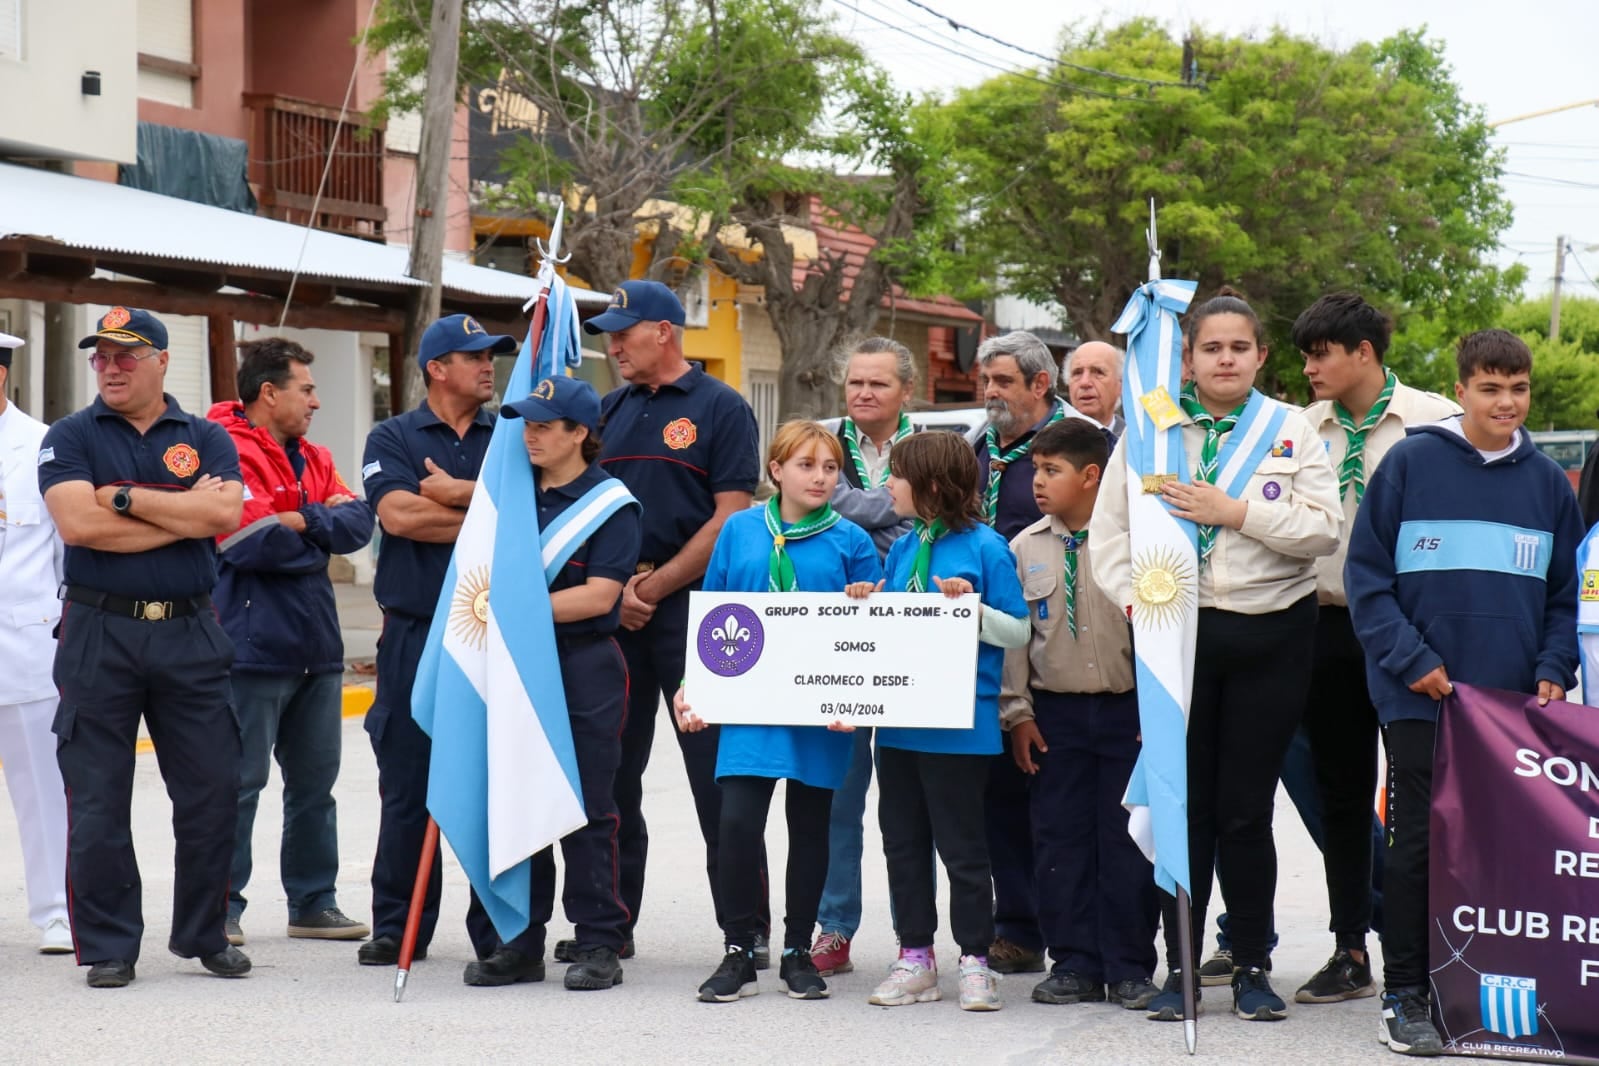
[1145,198,1198,1055]
[392,205,567,1004]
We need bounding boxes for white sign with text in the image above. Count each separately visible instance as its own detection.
[682,591,981,728]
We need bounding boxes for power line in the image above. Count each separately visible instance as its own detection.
[892,0,1198,89]
[826,0,1154,102]
[1503,170,1599,190]
[1569,249,1599,291]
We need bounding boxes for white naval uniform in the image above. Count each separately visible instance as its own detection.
[0,399,69,930]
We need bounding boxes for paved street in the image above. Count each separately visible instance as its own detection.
[0,584,1395,1064]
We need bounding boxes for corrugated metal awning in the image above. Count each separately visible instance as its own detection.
[0,162,608,306]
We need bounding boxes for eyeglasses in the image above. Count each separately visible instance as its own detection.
[88,348,160,372]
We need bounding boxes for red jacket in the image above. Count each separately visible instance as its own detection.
[207,401,375,674]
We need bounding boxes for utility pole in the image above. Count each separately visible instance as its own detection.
[1551,236,1568,342]
[400,0,466,412]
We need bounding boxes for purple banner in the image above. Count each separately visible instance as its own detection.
[1431,683,1599,1063]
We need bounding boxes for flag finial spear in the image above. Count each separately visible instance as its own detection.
[536,204,571,269]
[1146,198,1161,283]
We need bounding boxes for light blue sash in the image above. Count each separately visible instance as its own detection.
[1210,390,1289,499]
[541,477,639,585]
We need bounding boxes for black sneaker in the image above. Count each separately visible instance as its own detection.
[1147,970,1202,1021]
[1032,970,1107,1004]
[556,936,633,962]
[1198,948,1234,986]
[698,946,758,1002]
[1380,988,1444,1056]
[564,945,624,991]
[357,935,428,966]
[288,907,370,941]
[1109,977,1160,1010]
[462,947,546,987]
[753,933,771,971]
[86,960,136,989]
[1232,965,1287,1021]
[1296,949,1376,1003]
[779,948,829,999]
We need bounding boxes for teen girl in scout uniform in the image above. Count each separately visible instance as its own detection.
[1089,289,1342,1023]
[674,421,880,1004]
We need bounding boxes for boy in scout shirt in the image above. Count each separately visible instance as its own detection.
[1001,419,1158,1012]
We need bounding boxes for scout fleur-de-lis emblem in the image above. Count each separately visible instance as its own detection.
[711,612,751,657]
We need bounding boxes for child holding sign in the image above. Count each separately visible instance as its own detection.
[674,421,880,1004]
[852,432,1029,1012]
[1001,418,1159,1010]
[1345,329,1582,1056]
[1090,289,1342,1023]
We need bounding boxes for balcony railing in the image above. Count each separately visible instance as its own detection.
[245,93,387,240]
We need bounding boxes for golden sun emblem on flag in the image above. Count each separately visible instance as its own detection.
[450,566,491,649]
[1129,545,1195,630]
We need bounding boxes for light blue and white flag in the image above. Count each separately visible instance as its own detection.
[1112,276,1199,897]
[410,272,589,940]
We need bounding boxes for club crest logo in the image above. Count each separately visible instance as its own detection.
[663,417,697,450]
[1582,569,1599,602]
[1270,439,1294,458]
[533,378,557,400]
[697,604,764,677]
[102,306,131,330]
[462,317,486,335]
[610,287,629,309]
[1480,974,1538,1040]
[163,443,200,478]
[1261,480,1281,501]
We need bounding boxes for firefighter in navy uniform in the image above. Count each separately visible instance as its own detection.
[358,314,516,965]
[566,281,764,964]
[461,376,641,991]
[37,308,248,988]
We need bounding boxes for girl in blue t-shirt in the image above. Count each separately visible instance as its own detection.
[673,421,881,1004]
[848,431,1029,1012]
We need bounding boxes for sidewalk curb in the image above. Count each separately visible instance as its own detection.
[130,683,375,757]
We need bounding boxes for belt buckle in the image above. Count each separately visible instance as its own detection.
[138,600,170,621]
[635,562,656,574]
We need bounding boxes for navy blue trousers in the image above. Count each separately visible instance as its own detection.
[467,635,631,957]
[365,612,441,946]
[54,602,240,965]
[986,750,1041,950]
[613,587,767,940]
[1030,689,1157,983]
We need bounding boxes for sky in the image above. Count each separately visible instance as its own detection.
[825,0,1599,300]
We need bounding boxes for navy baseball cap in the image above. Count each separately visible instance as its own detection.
[418,314,518,371]
[501,376,602,433]
[581,280,686,335]
[78,307,169,350]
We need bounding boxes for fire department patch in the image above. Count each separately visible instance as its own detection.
[663,417,697,450]
[163,443,200,478]
[102,306,131,329]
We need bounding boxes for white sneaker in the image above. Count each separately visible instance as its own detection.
[958,955,1002,1011]
[39,917,73,955]
[868,957,941,1005]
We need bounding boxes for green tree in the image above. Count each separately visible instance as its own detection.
[367,0,863,293]
[1499,295,1599,429]
[945,21,1520,399]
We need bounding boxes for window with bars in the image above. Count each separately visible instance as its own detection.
[749,371,780,463]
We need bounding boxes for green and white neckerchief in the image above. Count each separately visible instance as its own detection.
[983,403,1066,525]
[765,496,840,591]
[1178,385,1249,567]
[1333,370,1397,506]
[841,413,912,488]
[905,517,949,592]
[1061,529,1087,639]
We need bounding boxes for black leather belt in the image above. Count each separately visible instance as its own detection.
[65,585,209,622]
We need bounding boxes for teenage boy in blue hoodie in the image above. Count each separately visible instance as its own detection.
[1344,329,1582,1057]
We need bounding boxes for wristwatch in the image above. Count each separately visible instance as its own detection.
[112,486,133,515]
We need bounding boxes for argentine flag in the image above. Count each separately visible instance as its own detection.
[1112,276,1200,897]
[410,274,589,940]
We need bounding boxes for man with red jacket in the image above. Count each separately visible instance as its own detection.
[209,337,375,945]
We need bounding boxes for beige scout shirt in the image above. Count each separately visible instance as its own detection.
[1090,405,1343,616]
[1303,380,1460,606]
[1000,515,1135,728]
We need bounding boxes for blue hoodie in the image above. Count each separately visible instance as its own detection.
[1344,418,1582,724]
